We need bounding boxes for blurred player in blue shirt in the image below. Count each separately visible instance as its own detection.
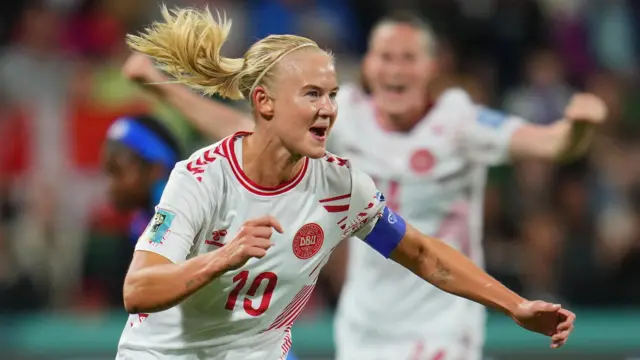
[103,114,182,245]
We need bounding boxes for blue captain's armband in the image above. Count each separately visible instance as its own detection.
[364,206,407,258]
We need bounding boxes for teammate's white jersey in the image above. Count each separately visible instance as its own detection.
[332,84,524,355]
[116,132,387,360]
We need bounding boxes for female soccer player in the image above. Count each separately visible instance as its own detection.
[123,11,606,360]
[116,7,576,360]
[103,114,182,245]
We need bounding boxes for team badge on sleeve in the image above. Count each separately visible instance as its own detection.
[144,208,175,245]
[477,107,508,128]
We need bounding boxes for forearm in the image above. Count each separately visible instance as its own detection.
[148,82,254,140]
[391,226,524,316]
[123,251,227,313]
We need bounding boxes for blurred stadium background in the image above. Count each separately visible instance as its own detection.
[1,0,640,359]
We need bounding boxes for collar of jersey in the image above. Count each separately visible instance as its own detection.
[221,132,309,196]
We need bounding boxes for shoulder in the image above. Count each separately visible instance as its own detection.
[313,152,376,200]
[436,87,474,110]
[311,151,353,193]
[181,142,226,182]
[174,133,245,194]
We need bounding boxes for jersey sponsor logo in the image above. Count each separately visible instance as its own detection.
[144,208,175,245]
[292,223,324,260]
[410,148,436,174]
[477,107,508,128]
[205,229,227,247]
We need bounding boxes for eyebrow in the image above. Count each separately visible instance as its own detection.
[303,84,340,92]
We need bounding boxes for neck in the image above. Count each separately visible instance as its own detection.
[376,102,431,132]
[242,132,304,188]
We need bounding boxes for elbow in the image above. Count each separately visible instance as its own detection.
[123,280,143,314]
[122,275,156,314]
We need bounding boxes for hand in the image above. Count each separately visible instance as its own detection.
[510,301,576,349]
[219,216,284,271]
[564,93,608,125]
[121,52,167,84]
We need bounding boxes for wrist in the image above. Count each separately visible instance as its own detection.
[502,295,528,318]
[204,250,232,278]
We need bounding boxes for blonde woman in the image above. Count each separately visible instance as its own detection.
[116,7,575,360]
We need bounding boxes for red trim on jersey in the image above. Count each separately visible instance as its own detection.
[280,327,293,359]
[266,284,315,331]
[223,132,309,196]
[319,193,351,203]
[322,204,350,213]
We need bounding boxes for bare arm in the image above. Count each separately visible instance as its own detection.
[122,53,254,140]
[509,119,593,162]
[390,224,523,315]
[509,93,607,162]
[123,251,227,313]
[123,215,282,314]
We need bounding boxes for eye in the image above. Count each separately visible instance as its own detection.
[306,90,320,98]
[403,53,416,62]
[329,92,337,100]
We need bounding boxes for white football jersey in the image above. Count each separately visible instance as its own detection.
[116,133,387,360]
[332,84,524,347]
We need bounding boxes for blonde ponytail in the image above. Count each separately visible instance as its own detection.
[127,5,325,102]
[126,5,245,99]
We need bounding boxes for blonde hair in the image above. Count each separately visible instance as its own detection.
[126,5,323,101]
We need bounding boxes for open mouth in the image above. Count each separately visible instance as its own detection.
[383,84,407,95]
[309,125,328,140]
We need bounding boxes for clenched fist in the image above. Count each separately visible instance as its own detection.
[564,93,608,125]
[219,216,284,271]
[122,52,167,84]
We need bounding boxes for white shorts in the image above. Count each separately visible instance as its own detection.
[335,335,482,360]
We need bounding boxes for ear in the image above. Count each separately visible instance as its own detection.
[253,86,275,120]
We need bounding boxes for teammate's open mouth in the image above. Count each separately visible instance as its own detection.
[309,126,328,140]
[384,84,407,94]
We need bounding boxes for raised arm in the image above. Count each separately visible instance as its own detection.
[122,53,254,140]
[508,93,607,162]
[459,93,607,166]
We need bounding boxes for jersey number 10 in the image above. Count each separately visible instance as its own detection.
[224,271,278,316]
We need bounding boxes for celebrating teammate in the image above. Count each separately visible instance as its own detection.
[116,7,576,360]
[103,114,182,245]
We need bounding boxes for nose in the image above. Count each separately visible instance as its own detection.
[317,95,337,119]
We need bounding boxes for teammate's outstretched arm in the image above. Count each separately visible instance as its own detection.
[122,53,253,140]
[507,93,607,161]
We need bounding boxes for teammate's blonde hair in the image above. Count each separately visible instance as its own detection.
[127,5,322,101]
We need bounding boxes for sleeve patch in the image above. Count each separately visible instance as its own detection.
[144,208,176,245]
[477,107,508,128]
